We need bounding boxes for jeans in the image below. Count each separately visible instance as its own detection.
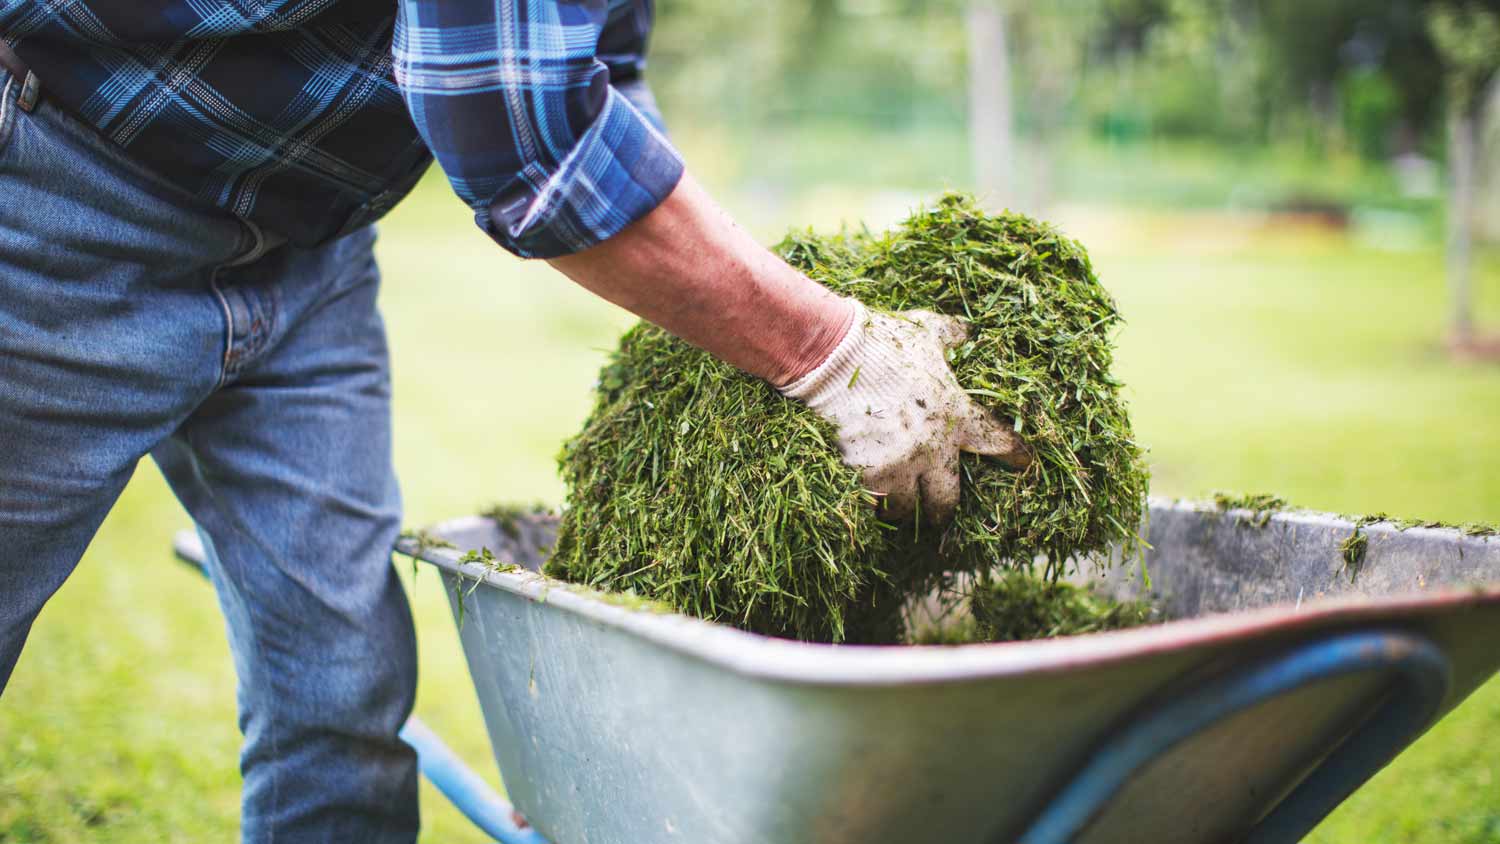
[0,68,420,841]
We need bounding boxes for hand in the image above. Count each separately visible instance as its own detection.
[779,302,1030,523]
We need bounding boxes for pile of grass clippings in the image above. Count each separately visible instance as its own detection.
[549,194,1150,644]
[908,571,1160,645]
[966,572,1159,642]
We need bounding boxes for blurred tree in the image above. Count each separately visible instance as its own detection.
[653,0,970,130]
[1340,68,1402,161]
[1256,0,1365,148]
[1007,2,1097,210]
[1427,1,1500,348]
[966,0,1016,203]
[1237,1,1444,156]
[1093,0,1172,54]
[650,0,1497,238]
[973,0,1118,211]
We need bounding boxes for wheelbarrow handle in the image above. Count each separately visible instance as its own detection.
[400,718,549,844]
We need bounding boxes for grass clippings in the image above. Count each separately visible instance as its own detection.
[1355,512,1416,530]
[450,546,520,625]
[965,571,1160,642]
[486,502,552,541]
[1354,512,1497,537]
[1213,491,1287,528]
[447,536,677,622]
[1339,530,1369,583]
[397,528,455,577]
[548,194,1150,644]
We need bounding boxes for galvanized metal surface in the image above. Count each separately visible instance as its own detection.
[401,499,1500,844]
[1021,630,1452,844]
[1096,500,1500,617]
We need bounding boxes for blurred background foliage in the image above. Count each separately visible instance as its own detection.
[654,0,1490,157]
[652,0,1497,218]
[652,0,1500,348]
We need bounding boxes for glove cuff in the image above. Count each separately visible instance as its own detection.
[780,300,880,403]
[780,301,865,400]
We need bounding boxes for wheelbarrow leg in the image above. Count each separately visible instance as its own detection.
[172,529,550,844]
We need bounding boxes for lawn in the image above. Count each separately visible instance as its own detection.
[1,173,1497,843]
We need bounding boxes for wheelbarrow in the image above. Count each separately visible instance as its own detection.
[177,498,1500,843]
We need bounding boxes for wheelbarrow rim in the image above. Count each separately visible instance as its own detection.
[402,513,1500,689]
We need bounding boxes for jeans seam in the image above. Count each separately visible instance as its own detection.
[179,438,283,842]
[211,219,275,389]
[256,280,281,363]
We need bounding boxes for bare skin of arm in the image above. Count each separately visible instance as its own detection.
[548,172,854,386]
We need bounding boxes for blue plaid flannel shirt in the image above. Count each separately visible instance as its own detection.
[0,0,683,257]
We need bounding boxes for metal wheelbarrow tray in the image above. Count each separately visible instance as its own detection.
[400,499,1500,844]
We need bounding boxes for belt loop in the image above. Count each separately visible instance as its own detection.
[17,71,38,113]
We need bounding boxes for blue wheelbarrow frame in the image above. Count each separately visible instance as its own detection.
[176,499,1500,843]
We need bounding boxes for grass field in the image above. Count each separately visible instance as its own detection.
[1,173,1497,843]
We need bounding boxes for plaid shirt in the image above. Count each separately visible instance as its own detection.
[0,0,683,257]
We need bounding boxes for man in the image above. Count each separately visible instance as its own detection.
[0,1,1026,839]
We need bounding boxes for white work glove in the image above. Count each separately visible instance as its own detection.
[779,301,1030,523]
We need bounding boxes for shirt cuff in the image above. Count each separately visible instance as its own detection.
[482,87,684,259]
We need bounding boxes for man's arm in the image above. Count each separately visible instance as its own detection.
[394,0,1027,521]
[549,172,1031,522]
[549,173,852,386]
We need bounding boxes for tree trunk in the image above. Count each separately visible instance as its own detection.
[1483,77,1500,243]
[1448,100,1480,346]
[966,0,1014,206]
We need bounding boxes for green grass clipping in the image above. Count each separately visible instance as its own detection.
[549,194,1150,644]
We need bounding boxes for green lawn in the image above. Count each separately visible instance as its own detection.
[1,174,1497,843]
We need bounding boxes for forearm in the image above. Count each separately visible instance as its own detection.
[548,173,853,386]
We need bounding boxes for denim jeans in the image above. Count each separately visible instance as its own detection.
[0,69,420,840]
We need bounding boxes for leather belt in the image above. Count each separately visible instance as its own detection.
[0,41,40,113]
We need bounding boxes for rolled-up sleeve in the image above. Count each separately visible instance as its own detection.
[392,0,684,259]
